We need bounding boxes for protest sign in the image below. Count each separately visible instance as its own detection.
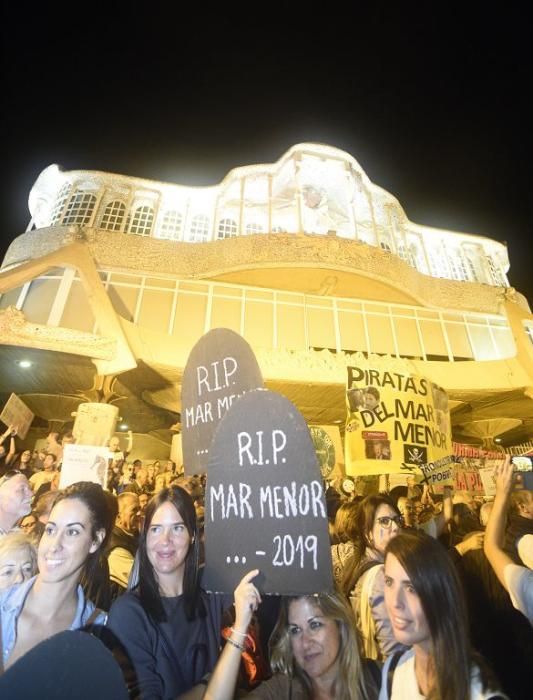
[454,454,505,494]
[204,389,333,595]
[181,328,264,474]
[417,455,455,488]
[59,444,109,489]
[309,425,344,479]
[0,393,34,439]
[479,466,497,497]
[454,461,484,493]
[452,443,506,494]
[345,364,452,477]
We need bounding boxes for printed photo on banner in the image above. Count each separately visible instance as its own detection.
[344,363,452,477]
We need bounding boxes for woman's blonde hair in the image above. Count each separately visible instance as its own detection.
[0,531,38,581]
[269,588,375,700]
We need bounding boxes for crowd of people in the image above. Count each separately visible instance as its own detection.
[0,425,531,699]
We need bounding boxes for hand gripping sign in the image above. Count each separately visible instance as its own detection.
[204,389,333,595]
[181,328,264,475]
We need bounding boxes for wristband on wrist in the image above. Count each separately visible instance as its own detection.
[226,636,245,652]
[230,627,249,640]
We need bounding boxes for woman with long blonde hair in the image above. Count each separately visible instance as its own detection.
[201,587,379,700]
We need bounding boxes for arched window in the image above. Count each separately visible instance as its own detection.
[447,250,468,281]
[158,210,183,240]
[100,200,126,231]
[128,205,154,236]
[62,192,97,226]
[464,252,479,282]
[50,184,71,225]
[380,241,392,252]
[486,256,505,286]
[397,243,414,266]
[447,254,461,281]
[455,250,471,281]
[217,218,238,239]
[188,215,210,242]
[426,245,448,278]
[245,222,263,235]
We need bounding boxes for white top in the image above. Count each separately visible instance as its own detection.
[379,649,505,700]
[504,563,533,624]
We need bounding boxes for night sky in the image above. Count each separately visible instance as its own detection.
[2,5,531,301]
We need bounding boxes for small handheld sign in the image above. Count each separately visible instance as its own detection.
[204,389,333,595]
[181,328,264,475]
[0,393,34,440]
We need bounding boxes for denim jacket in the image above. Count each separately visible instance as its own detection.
[0,575,106,666]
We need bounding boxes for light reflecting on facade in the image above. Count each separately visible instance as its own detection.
[0,269,516,363]
[26,144,510,289]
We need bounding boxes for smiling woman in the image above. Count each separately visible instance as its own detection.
[107,486,235,699]
[0,482,112,670]
[199,588,379,700]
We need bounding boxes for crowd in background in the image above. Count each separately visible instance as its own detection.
[0,424,531,699]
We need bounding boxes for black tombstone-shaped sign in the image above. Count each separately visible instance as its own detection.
[181,328,264,474]
[204,389,334,595]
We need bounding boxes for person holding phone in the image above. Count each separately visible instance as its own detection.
[484,457,533,623]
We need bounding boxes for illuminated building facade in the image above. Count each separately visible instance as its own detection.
[1,143,532,456]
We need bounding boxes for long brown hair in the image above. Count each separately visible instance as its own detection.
[341,494,398,596]
[134,486,201,622]
[385,531,496,700]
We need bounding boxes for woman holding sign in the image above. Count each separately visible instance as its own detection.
[107,486,241,699]
[200,586,379,700]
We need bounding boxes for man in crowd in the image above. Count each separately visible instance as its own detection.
[138,492,150,512]
[504,485,533,560]
[29,453,57,493]
[0,470,33,535]
[123,467,150,496]
[108,430,133,457]
[107,492,141,595]
[44,431,62,460]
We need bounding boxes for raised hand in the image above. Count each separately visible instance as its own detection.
[233,569,261,634]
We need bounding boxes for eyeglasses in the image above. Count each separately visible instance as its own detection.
[0,469,24,488]
[375,515,403,529]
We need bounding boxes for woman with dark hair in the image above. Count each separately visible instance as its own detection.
[381,530,505,699]
[330,499,362,585]
[107,486,234,699]
[342,494,404,661]
[0,482,112,669]
[201,587,379,700]
[9,448,35,478]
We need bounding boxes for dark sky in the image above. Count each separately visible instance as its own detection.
[2,5,531,302]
